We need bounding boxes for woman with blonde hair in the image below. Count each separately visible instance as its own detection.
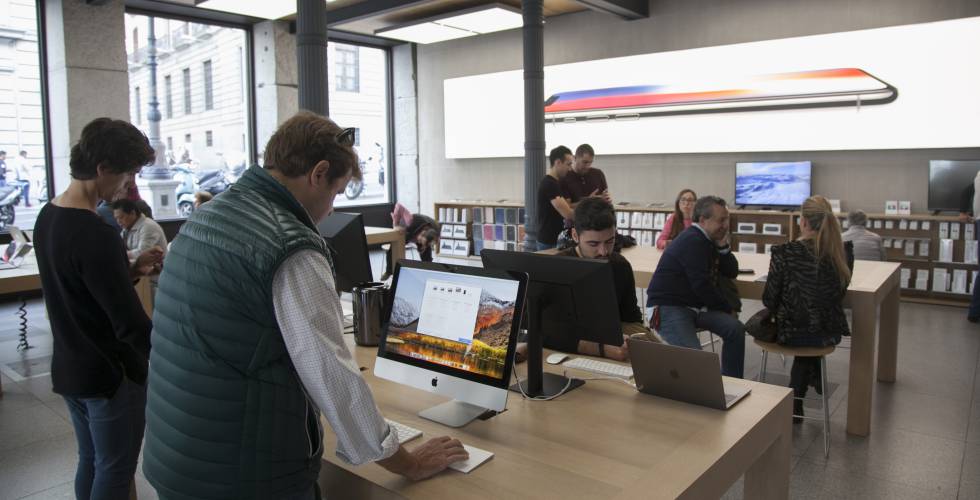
[762,195,853,420]
[657,188,697,249]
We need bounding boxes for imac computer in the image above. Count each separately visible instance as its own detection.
[317,212,373,293]
[480,249,623,398]
[374,260,528,427]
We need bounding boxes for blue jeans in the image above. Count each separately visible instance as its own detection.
[971,220,980,319]
[15,179,29,205]
[64,377,147,500]
[656,305,746,378]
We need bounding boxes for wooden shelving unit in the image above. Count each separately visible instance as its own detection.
[435,200,978,307]
[433,200,525,259]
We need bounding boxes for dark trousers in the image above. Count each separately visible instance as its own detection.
[63,377,147,500]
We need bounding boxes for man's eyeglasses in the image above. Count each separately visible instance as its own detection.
[336,127,356,147]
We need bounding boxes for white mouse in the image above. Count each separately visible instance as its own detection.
[546,353,570,365]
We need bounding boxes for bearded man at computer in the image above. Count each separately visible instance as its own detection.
[550,197,659,361]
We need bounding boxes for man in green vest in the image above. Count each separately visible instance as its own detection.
[143,112,467,500]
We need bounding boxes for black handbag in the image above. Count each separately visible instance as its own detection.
[745,308,779,343]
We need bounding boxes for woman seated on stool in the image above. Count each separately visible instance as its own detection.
[657,188,696,249]
[762,195,853,421]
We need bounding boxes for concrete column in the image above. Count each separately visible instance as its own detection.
[253,20,298,159]
[296,0,329,116]
[392,43,419,214]
[522,0,546,249]
[44,0,130,194]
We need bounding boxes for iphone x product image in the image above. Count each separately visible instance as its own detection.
[543,68,897,122]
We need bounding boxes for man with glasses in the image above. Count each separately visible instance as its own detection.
[143,112,467,500]
[646,196,746,378]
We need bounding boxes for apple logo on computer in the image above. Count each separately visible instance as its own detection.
[431,377,438,387]
[669,369,680,380]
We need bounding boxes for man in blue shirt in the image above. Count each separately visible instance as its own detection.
[646,195,745,378]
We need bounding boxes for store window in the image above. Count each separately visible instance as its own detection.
[1,1,48,232]
[125,13,251,218]
[329,42,389,208]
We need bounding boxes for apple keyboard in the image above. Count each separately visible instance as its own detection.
[562,357,634,379]
[385,419,422,444]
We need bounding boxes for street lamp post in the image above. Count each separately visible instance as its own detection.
[142,16,170,180]
[135,16,181,218]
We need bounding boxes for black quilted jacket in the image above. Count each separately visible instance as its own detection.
[762,239,854,347]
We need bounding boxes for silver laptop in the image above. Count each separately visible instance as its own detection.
[627,338,751,410]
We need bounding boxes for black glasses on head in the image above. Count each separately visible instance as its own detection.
[336,127,356,147]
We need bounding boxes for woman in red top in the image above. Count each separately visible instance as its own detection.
[656,188,697,249]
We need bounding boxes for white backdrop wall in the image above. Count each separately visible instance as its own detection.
[413,0,980,216]
[445,17,980,158]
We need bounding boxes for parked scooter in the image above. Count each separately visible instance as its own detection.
[0,183,21,230]
[172,164,230,217]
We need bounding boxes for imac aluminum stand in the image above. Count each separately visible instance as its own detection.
[419,400,490,428]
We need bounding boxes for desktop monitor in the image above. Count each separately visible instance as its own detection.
[374,260,528,427]
[480,249,623,398]
[735,161,812,207]
[317,212,373,293]
[928,160,980,212]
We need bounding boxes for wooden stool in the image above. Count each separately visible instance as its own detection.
[754,339,835,458]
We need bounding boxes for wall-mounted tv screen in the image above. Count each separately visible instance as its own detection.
[928,160,980,212]
[735,161,812,207]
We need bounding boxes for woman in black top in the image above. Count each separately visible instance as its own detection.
[34,118,163,499]
[763,195,853,420]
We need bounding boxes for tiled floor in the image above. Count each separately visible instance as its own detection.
[2,297,979,499]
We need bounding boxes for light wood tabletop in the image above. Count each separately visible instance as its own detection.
[618,245,901,437]
[365,226,407,265]
[0,253,40,296]
[319,337,793,500]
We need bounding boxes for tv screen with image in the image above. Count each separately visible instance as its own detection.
[735,161,812,207]
[928,160,980,212]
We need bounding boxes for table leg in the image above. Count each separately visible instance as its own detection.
[847,293,876,436]
[877,283,899,383]
[390,232,406,264]
[744,393,791,500]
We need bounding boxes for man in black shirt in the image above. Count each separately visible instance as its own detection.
[534,145,574,250]
[552,198,659,361]
[33,118,163,500]
[559,143,612,210]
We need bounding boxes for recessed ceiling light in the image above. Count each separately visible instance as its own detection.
[437,6,523,34]
[195,0,297,19]
[376,4,523,44]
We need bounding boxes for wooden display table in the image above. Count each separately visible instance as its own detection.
[320,337,793,499]
[366,226,407,266]
[619,246,901,437]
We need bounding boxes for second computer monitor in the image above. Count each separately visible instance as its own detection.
[317,212,373,293]
[480,250,623,350]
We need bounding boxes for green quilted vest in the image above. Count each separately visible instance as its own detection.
[144,165,331,500]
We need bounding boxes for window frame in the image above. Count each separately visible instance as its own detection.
[126,5,257,174]
[326,36,396,210]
